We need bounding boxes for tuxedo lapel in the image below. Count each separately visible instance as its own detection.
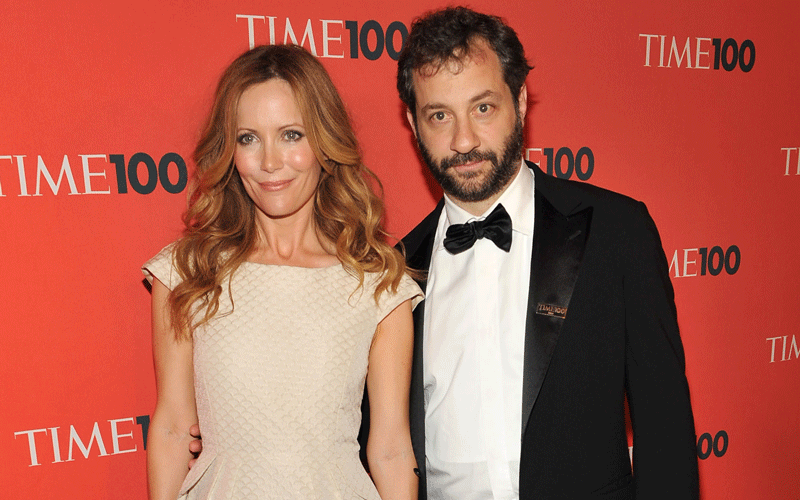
[521,167,593,438]
[401,199,442,500]
[403,199,443,287]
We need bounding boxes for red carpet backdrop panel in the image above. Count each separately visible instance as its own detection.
[1,0,797,498]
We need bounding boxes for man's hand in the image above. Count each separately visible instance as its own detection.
[187,424,202,469]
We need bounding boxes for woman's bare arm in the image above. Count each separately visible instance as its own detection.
[366,299,418,500]
[147,278,197,500]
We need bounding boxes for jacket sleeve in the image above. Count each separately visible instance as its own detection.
[623,201,700,499]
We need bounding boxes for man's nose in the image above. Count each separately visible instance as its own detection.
[450,118,480,154]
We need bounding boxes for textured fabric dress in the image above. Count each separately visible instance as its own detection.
[143,245,422,499]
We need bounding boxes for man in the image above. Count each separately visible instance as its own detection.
[392,6,699,500]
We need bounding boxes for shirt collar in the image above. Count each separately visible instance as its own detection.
[442,160,534,237]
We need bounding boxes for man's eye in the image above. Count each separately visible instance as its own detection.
[432,111,446,121]
[478,103,490,113]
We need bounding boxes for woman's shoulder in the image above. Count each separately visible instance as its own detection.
[142,241,180,290]
[372,272,423,322]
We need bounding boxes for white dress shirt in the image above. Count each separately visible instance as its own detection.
[424,163,534,500]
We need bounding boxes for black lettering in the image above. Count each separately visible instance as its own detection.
[385,21,407,60]
[739,40,755,72]
[712,38,722,70]
[708,246,724,276]
[697,432,713,460]
[698,247,708,276]
[128,153,158,195]
[110,154,127,194]
[554,147,574,179]
[360,20,384,61]
[158,153,187,194]
[724,245,740,274]
[345,21,359,59]
[543,148,554,176]
[136,415,150,450]
[721,38,738,72]
[725,245,742,274]
[713,430,728,457]
[575,147,594,180]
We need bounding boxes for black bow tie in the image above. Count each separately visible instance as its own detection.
[443,203,513,255]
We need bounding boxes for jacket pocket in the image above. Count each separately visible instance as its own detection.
[592,473,634,498]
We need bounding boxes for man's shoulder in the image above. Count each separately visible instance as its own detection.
[533,164,646,217]
[402,200,443,243]
[399,200,444,268]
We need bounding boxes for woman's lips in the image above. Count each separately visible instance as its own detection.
[259,179,292,191]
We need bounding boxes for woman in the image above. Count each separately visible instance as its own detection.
[143,44,420,499]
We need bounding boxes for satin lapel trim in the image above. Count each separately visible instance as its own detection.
[401,200,442,495]
[409,292,428,492]
[403,199,443,293]
[521,187,593,438]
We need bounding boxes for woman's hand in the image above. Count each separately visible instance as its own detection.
[188,423,202,469]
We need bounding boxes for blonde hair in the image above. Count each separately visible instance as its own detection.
[169,44,408,339]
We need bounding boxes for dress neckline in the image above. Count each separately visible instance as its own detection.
[241,260,343,271]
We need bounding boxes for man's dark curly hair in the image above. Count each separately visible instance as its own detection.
[397,6,533,121]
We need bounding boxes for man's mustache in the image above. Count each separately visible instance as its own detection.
[439,150,498,170]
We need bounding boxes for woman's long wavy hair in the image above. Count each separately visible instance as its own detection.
[169,44,408,339]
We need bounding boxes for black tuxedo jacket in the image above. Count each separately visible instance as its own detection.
[398,162,699,499]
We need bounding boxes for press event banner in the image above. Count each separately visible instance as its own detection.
[2,0,798,498]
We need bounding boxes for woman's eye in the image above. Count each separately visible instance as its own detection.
[236,133,255,145]
[284,130,304,141]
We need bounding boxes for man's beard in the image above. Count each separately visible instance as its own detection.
[417,115,524,203]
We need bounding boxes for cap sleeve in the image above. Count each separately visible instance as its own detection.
[142,243,181,291]
[376,273,423,324]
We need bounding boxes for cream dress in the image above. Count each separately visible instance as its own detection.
[143,245,422,499]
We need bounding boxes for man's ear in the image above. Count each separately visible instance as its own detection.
[517,83,528,121]
[406,108,418,138]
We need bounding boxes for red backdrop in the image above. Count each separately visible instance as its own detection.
[2,0,798,498]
